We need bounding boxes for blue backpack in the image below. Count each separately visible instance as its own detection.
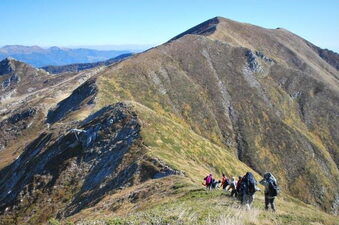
[241,172,257,194]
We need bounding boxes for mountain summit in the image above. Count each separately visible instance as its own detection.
[0,17,338,224]
[170,16,222,41]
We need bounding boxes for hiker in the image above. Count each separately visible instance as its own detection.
[236,176,243,197]
[221,174,229,190]
[227,177,237,197]
[260,172,279,211]
[238,172,260,209]
[211,179,221,189]
[203,174,213,190]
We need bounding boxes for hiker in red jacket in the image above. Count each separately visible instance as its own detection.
[221,174,229,190]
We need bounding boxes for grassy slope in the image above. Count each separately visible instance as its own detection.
[135,102,251,181]
[96,188,338,225]
[134,102,338,224]
[58,101,338,225]
[65,181,339,225]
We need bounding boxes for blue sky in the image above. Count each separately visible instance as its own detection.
[1,0,338,52]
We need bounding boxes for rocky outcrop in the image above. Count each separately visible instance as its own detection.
[46,79,97,124]
[0,57,49,97]
[0,108,37,151]
[2,74,20,90]
[306,41,339,70]
[0,57,16,76]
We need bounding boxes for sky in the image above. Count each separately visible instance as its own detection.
[1,0,338,52]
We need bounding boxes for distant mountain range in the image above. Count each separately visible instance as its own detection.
[0,45,134,67]
[41,53,133,74]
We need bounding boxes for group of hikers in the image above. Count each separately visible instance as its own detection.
[203,172,279,211]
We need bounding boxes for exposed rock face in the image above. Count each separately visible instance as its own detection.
[0,57,16,76]
[306,41,339,70]
[46,79,97,124]
[0,57,48,95]
[0,58,22,90]
[2,73,20,89]
[0,108,36,151]
[0,103,178,223]
[0,56,104,172]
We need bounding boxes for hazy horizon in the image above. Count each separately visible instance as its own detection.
[0,44,153,52]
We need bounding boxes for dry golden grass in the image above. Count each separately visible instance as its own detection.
[65,184,338,225]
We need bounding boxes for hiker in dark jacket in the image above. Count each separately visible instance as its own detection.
[260,172,278,211]
[211,179,221,189]
[236,176,243,198]
[239,172,260,209]
[221,174,229,190]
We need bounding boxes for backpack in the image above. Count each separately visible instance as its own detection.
[206,176,212,185]
[268,179,278,197]
[212,179,218,188]
[226,179,230,186]
[242,172,257,194]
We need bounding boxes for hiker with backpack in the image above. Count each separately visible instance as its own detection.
[221,174,229,190]
[227,177,237,197]
[235,176,243,197]
[260,172,279,211]
[203,174,213,190]
[238,172,260,209]
[211,178,221,189]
